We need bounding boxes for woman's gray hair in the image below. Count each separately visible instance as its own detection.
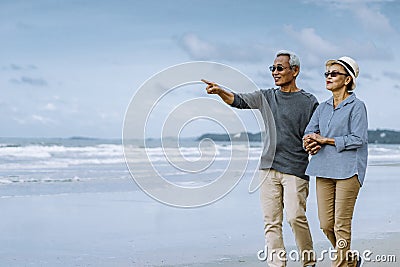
[276,50,300,68]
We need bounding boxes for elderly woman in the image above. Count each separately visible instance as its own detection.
[303,56,368,267]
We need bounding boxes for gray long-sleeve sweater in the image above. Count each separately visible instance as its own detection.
[231,88,318,180]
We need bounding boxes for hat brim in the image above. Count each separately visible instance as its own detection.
[326,59,356,90]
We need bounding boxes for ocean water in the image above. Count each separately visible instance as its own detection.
[1,137,399,198]
[0,137,263,198]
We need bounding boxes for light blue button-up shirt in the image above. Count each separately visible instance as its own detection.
[304,93,368,186]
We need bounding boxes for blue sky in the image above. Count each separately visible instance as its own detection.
[1,0,400,138]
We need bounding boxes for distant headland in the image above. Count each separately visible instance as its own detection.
[197,129,400,144]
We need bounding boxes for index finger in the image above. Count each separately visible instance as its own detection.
[201,79,214,85]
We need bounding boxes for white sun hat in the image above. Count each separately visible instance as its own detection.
[326,56,359,90]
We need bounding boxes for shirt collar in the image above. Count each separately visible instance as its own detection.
[327,93,356,109]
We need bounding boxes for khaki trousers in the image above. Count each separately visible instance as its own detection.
[316,175,360,267]
[260,169,315,267]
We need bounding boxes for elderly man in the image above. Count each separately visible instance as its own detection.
[203,50,318,267]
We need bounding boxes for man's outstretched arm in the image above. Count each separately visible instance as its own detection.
[202,79,234,105]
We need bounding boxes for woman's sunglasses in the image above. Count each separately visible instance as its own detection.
[324,71,348,78]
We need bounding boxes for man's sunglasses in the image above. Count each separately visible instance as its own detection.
[324,71,348,78]
[269,65,290,72]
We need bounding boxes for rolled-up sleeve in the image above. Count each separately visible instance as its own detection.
[305,95,368,185]
[230,93,250,109]
[334,102,368,152]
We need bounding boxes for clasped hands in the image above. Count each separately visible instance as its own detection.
[303,133,325,155]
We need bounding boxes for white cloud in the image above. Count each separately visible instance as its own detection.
[43,103,56,111]
[342,39,393,60]
[284,26,338,54]
[31,114,54,124]
[352,3,396,35]
[179,33,273,63]
[283,26,340,66]
[180,33,217,60]
[304,0,397,35]
[13,115,54,125]
[284,25,393,67]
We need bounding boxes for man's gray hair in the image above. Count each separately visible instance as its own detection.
[276,50,300,68]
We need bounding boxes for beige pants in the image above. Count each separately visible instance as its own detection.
[316,175,360,267]
[260,169,315,267]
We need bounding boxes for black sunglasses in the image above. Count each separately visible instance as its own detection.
[269,65,290,72]
[324,71,348,78]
